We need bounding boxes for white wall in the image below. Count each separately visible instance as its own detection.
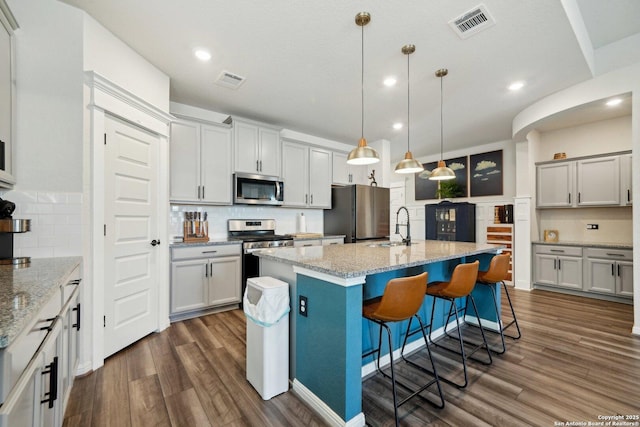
[83,15,169,112]
[8,0,84,192]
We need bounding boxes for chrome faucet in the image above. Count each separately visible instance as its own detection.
[395,206,411,246]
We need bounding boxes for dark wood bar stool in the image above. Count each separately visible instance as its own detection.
[362,272,445,426]
[403,260,492,389]
[470,253,522,354]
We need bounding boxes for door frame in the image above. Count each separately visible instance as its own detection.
[84,72,172,371]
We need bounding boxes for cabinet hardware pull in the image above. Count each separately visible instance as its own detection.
[568,193,571,204]
[201,250,218,254]
[553,259,557,270]
[605,253,624,257]
[611,264,615,276]
[310,194,313,204]
[305,194,308,204]
[202,186,205,199]
[66,279,81,286]
[72,303,81,331]
[209,263,213,277]
[41,356,58,408]
[550,249,564,253]
[578,192,581,203]
[40,317,57,332]
[204,263,208,278]
[617,264,621,277]
[259,160,262,172]
[557,259,561,270]
[628,189,631,203]
[256,160,259,171]
[197,185,201,199]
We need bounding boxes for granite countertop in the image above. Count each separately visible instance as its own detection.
[255,240,503,279]
[170,238,242,248]
[532,241,632,250]
[0,257,82,349]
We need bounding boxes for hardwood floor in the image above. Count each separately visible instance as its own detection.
[63,288,640,426]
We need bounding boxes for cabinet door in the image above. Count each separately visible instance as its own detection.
[557,256,582,289]
[332,152,350,184]
[234,121,260,173]
[39,323,62,427]
[585,258,616,294]
[308,147,331,208]
[620,153,632,206]
[209,256,241,306]
[0,358,38,427]
[281,141,308,207]
[201,125,232,204]
[533,254,558,286]
[577,156,620,206]
[616,261,633,297]
[170,121,200,201]
[171,259,208,314]
[537,162,573,207]
[258,127,280,176]
[0,17,13,183]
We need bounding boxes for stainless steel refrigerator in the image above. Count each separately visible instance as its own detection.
[323,185,390,243]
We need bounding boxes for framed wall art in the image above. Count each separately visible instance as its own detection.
[470,150,503,197]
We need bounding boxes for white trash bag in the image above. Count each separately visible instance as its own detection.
[243,277,290,327]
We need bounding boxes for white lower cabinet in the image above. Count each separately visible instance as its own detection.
[0,267,80,427]
[585,248,633,297]
[533,245,583,290]
[170,244,242,318]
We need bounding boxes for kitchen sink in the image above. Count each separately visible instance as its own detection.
[367,241,413,248]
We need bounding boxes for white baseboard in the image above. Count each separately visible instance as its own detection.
[464,315,500,332]
[632,325,640,336]
[75,360,93,376]
[292,379,365,427]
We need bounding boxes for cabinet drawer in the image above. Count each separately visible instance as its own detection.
[585,248,632,261]
[0,286,61,403]
[534,245,582,257]
[62,266,81,303]
[323,238,344,245]
[294,239,322,247]
[172,244,241,260]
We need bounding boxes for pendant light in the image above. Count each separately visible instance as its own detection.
[347,12,380,166]
[429,68,456,181]
[394,44,424,174]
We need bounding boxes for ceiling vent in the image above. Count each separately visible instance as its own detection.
[215,70,246,89]
[449,4,496,39]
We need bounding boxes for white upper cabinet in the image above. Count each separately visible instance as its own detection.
[332,152,369,185]
[576,156,620,206]
[620,153,632,206]
[536,152,631,208]
[0,4,16,187]
[282,140,331,208]
[170,119,232,204]
[536,162,574,207]
[234,119,280,177]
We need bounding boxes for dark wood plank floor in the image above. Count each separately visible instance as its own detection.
[63,288,640,426]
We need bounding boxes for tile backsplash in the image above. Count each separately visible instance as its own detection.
[170,205,324,241]
[0,190,83,258]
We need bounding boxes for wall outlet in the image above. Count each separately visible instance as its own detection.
[587,224,599,230]
[299,295,308,317]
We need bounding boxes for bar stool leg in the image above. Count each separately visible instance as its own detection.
[465,283,507,354]
[501,281,522,339]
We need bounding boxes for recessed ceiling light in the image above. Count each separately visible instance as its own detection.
[393,122,403,130]
[508,81,525,91]
[606,98,622,107]
[194,49,212,61]
[384,77,397,87]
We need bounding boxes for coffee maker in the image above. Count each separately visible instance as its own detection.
[0,197,31,265]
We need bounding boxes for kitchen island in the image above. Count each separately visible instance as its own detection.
[255,240,503,427]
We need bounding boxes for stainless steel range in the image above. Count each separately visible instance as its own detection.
[228,219,294,298]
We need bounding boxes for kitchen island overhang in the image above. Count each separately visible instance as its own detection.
[255,240,504,427]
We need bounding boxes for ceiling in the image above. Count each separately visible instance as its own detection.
[60,0,640,162]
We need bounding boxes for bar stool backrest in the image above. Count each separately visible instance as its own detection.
[371,272,428,322]
[478,253,510,284]
[438,261,479,298]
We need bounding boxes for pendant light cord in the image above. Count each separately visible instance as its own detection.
[407,52,410,151]
[361,22,364,140]
[440,74,444,159]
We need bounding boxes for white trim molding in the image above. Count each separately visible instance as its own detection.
[291,379,365,427]
[292,266,366,287]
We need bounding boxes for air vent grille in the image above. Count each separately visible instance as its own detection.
[449,4,495,39]
[215,71,246,89]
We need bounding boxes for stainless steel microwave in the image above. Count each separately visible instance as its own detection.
[233,173,284,206]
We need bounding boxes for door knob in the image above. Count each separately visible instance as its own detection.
[150,239,161,246]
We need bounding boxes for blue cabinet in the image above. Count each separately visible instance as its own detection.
[426,201,476,242]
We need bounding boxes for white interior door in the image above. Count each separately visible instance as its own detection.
[104,115,160,358]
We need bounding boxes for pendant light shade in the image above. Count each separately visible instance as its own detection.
[347,12,380,166]
[395,44,424,175]
[429,68,455,181]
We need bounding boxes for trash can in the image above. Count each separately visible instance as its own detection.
[243,276,290,400]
